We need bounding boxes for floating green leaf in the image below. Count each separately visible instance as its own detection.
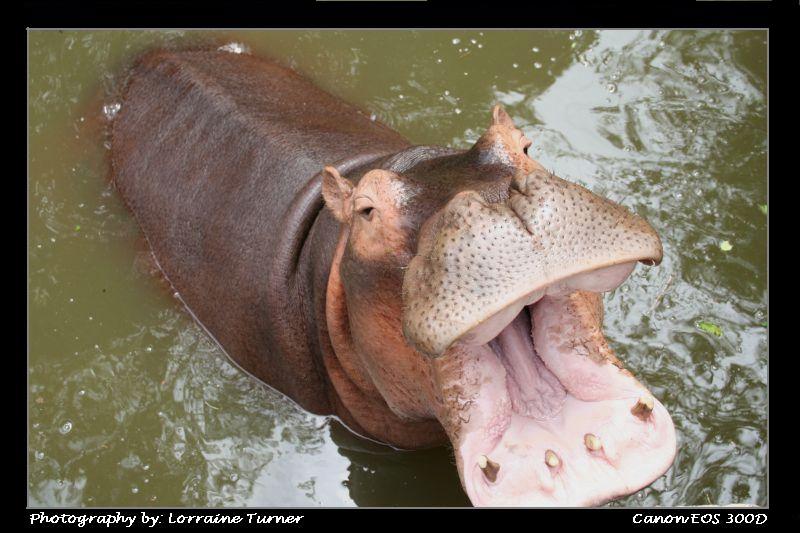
[761,321,767,328]
[759,204,767,215]
[74,225,81,232]
[697,321,723,337]
[719,240,732,252]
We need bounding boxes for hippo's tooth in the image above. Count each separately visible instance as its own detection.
[477,454,500,483]
[544,449,561,468]
[631,395,654,420]
[584,433,602,451]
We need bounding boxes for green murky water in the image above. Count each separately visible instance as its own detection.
[28,30,767,507]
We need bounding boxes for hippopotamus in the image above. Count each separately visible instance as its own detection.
[110,47,677,506]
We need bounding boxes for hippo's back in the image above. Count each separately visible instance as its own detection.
[110,49,409,413]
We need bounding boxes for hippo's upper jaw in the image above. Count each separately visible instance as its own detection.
[401,167,676,506]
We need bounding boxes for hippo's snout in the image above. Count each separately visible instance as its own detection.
[400,163,673,507]
[402,167,662,357]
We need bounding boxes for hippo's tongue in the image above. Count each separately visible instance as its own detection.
[435,291,676,507]
[489,311,566,420]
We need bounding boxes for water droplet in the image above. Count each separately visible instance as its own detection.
[533,62,542,69]
[550,57,556,62]
[218,42,248,54]
[531,47,539,53]
[35,451,44,461]
[470,39,477,44]
[102,103,121,120]
[60,421,73,435]
[451,38,461,45]
[78,389,85,396]
[454,108,462,115]
[145,346,153,353]
[607,83,617,93]
[512,63,518,69]
[230,473,239,482]
[131,485,139,494]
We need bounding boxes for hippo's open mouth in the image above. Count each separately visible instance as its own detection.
[400,168,677,505]
[445,278,677,506]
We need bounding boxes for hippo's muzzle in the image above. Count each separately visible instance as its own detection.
[403,167,662,357]
[401,167,675,506]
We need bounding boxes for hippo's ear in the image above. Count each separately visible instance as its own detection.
[468,104,533,171]
[491,104,516,129]
[321,166,354,222]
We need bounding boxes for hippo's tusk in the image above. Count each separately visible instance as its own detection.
[584,433,602,451]
[631,395,654,420]
[544,449,561,468]
[478,454,500,482]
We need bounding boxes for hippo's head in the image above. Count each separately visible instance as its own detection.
[321,105,676,506]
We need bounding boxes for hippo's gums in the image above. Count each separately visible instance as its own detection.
[110,48,677,506]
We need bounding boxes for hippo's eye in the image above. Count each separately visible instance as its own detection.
[357,206,375,221]
[354,196,375,221]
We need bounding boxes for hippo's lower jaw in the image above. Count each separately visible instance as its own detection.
[433,284,677,507]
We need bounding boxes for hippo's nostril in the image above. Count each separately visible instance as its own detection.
[639,258,658,267]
